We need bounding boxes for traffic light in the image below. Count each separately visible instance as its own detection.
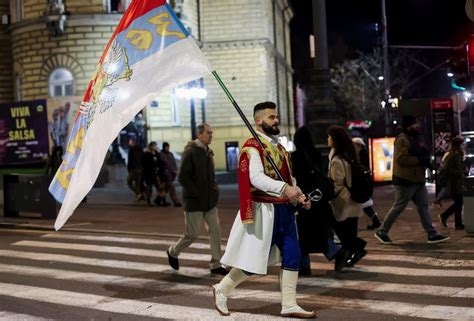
[449,42,470,91]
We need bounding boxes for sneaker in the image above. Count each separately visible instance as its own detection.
[427,234,450,244]
[455,224,465,230]
[374,231,393,245]
[439,215,448,228]
[212,284,230,316]
[135,194,144,201]
[166,249,179,270]
[210,266,229,276]
[346,249,367,267]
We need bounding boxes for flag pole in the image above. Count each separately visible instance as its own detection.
[212,71,285,182]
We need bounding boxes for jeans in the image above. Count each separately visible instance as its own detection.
[379,184,438,237]
[169,207,223,269]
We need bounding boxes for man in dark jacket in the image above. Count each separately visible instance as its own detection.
[375,116,449,245]
[127,137,144,201]
[167,124,227,275]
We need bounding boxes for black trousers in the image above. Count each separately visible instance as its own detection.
[440,193,464,227]
[333,217,367,253]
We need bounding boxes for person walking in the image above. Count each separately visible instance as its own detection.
[45,145,63,177]
[352,137,382,230]
[167,124,227,275]
[439,136,465,229]
[291,126,344,275]
[127,137,144,201]
[328,126,367,270]
[159,142,181,207]
[142,141,166,206]
[212,102,316,318]
[375,115,450,244]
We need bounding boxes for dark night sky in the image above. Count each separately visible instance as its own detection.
[290,0,473,97]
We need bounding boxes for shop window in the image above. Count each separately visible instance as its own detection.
[49,68,74,97]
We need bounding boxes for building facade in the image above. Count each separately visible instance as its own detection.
[0,0,294,170]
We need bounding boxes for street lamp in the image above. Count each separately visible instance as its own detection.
[175,81,208,139]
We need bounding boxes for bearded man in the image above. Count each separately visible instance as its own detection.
[212,101,317,318]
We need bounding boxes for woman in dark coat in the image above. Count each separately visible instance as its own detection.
[439,137,465,229]
[291,126,343,275]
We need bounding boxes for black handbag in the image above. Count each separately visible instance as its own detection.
[303,151,336,203]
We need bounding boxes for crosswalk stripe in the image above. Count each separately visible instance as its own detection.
[358,253,474,268]
[1,263,474,320]
[0,312,51,321]
[41,233,226,250]
[42,234,474,268]
[12,240,211,261]
[310,261,474,278]
[0,282,281,320]
[1,250,473,299]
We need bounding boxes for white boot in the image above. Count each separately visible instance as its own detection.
[280,269,318,319]
[212,268,248,316]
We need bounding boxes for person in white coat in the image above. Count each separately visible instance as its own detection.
[212,102,316,319]
[328,126,367,270]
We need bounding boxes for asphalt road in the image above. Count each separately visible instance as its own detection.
[0,183,473,320]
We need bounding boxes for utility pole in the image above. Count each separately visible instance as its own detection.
[381,0,391,134]
[303,0,336,146]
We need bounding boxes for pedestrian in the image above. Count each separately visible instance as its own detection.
[159,142,182,207]
[167,124,227,275]
[291,126,344,275]
[127,137,144,201]
[142,141,166,206]
[432,151,450,208]
[328,126,367,270]
[439,136,465,229]
[212,102,316,318]
[45,145,63,177]
[352,137,382,230]
[375,115,450,244]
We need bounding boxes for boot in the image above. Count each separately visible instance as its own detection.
[280,269,318,318]
[367,214,382,230]
[212,268,248,316]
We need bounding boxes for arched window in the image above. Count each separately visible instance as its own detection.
[49,68,74,97]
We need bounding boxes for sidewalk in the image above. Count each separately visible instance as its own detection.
[0,181,473,254]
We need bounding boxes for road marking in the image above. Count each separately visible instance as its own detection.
[358,253,474,268]
[41,233,226,250]
[1,250,473,299]
[0,311,51,321]
[0,282,280,321]
[12,240,474,278]
[12,240,212,261]
[1,265,474,320]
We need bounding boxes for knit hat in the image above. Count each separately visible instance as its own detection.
[352,137,365,147]
[401,115,417,129]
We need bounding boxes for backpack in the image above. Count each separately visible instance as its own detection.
[344,158,373,203]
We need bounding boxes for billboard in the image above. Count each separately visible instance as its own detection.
[0,100,49,166]
[369,137,395,182]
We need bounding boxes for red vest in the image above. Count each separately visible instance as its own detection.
[238,136,292,223]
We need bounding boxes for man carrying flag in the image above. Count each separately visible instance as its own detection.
[212,102,318,319]
[49,0,212,230]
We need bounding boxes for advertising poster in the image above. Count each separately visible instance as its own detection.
[369,137,395,182]
[46,96,82,152]
[431,99,454,170]
[0,100,49,166]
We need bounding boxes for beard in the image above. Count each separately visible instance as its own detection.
[262,122,280,135]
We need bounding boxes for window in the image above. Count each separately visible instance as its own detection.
[108,0,130,13]
[10,0,24,23]
[49,68,74,97]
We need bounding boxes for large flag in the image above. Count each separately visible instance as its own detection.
[49,0,212,230]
